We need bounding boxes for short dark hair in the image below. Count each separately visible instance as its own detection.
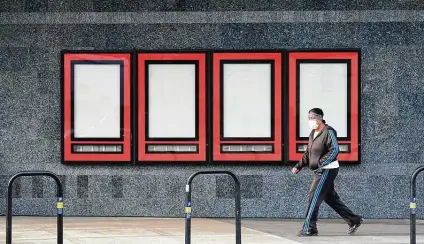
[308,108,324,117]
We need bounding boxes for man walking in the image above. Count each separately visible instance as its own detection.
[292,108,363,236]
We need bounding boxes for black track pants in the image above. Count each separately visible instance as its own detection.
[302,168,362,233]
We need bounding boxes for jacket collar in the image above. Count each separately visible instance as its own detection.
[312,124,327,142]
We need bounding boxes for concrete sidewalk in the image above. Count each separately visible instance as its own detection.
[234,218,424,244]
[0,217,422,243]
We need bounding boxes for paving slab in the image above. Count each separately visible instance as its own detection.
[227,218,424,244]
[0,217,423,244]
[0,217,298,244]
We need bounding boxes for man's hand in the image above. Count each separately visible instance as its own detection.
[291,167,300,174]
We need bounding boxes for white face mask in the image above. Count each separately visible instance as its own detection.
[309,119,319,130]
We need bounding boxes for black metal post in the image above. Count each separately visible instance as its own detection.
[185,170,241,244]
[6,171,64,244]
[410,166,424,244]
[185,181,192,244]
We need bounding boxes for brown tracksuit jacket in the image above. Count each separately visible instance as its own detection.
[294,125,339,171]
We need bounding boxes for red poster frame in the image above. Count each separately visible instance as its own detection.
[137,52,207,162]
[212,52,282,162]
[287,50,360,163]
[61,52,132,163]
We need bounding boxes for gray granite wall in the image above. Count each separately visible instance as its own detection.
[1,1,424,219]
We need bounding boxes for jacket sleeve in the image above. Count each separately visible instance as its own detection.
[319,129,339,167]
[294,147,309,170]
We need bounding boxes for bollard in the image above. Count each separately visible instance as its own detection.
[185,171,241,244]
[6,171,64,244]
[410,166,424,244]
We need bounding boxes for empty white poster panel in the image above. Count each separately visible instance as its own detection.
[299,63,348,137]
[223,63,272,138]
[73,64,121,138]
[148,64,196,138]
